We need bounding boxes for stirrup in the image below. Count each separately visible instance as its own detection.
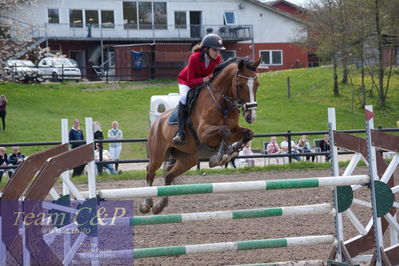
[173,132,186,145]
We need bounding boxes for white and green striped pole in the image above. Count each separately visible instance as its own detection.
[81,175,369,199]
[77,235,335,260]
[102,203,333,226]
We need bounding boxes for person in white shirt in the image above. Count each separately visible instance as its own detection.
[94,143,117,175]
[108,121,123,171]
[239,141,255,167]
[280,136,301,161]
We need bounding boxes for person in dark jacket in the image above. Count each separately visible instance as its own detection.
[172,34,225,145]
[0,95,7,131]
[69,119,85,176]
[319,134,331,162]
[93,121,104,150]
[8,146,25,178]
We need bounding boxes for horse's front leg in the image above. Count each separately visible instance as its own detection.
[227,127,254,154]
[139,168,155,214]
[198,125,231,167]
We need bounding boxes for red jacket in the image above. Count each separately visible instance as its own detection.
[177,51,222,88]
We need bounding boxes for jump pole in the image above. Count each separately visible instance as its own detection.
[80,175,369,199]
[76,235,335,260]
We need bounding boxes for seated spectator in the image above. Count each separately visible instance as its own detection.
[94,143,117,175]
[319,134,331,162]
[224,156,237,169]
[8,146,25,178]
[266,136,281,164]
[297,135,315,162]
[239,141,255,167]
[0,147,8,182]
[280,136,301,161]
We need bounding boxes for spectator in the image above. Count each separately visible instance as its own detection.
[266,136,281,164]
[69,119,85,176]
[0,147,8,182]
[281,136,301,161]
[319,134,331,162]
[0,95,7,131]
[93,121,104,150]
[94,143,117,175]
[239,141,255,167]
[108,121,123,171]
[297,135,315,162]
[8,146,25,178]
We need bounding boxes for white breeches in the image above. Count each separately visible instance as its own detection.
[178,84,192,105]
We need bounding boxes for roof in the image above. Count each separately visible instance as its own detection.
[263,0,305,10]
[245,0,306,24]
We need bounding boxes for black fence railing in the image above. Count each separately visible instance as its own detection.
[1,128,398,172]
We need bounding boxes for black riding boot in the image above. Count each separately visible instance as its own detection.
[173,103,187,145]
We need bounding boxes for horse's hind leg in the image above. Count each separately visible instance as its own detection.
[152,153,198,214]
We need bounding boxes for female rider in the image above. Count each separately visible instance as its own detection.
[173,34,225,145]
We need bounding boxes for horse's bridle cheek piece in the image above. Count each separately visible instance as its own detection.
[236,73,258,112]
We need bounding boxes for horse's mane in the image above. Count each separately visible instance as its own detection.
[212,56,256,80]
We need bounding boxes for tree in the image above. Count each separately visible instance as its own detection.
[0,0,38,79]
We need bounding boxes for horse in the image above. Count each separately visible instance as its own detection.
[140,56,261,214]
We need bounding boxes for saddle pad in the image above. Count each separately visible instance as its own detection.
[167,107,178,125]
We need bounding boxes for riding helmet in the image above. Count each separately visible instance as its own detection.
[201,34,226,50]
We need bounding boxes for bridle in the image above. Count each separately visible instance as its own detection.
[206,68,258,118]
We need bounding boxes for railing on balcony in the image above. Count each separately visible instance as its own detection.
[31,23,253,42]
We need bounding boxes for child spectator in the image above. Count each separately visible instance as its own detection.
[281,136,301,161]
[0,147,8,181]
[108,121,123,171]
[297,135,315,162]
[319,134,331,162]
[94,143,117,175]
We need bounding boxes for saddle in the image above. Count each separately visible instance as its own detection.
[167,84,203,125]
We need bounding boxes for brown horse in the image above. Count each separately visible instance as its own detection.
[140,56,261,214]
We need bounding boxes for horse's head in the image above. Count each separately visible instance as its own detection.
[233,57,261,123]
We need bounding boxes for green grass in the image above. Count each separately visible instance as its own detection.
[0,66,398,161]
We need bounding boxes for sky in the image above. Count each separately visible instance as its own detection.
[285,0,308,7]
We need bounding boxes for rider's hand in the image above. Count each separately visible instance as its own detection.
[203,76,212,83]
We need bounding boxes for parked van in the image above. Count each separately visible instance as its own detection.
[149,93,180,127]
[37,57,81,81]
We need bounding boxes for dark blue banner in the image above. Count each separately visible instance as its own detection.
[131,51,143,70]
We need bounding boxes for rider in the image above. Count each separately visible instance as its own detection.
[173,33,225,145]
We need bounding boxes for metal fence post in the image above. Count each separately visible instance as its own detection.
[287,130,292,163]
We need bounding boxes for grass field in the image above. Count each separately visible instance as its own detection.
[0,65,398,160]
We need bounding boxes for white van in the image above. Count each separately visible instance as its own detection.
[149,93,180,127]
[37,57,81,81]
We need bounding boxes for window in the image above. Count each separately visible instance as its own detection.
[123,2,137,29]
[48,9,59,24]
[101,10,114,28]
[260,50,283,65]
[154,2,167,29]
[223,11,236,25]
[85,10,99,28]
[70,9,83,28]
[138,2,152,29]
[174,11,186,29]
[221,50,236,61]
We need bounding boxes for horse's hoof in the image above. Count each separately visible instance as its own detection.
[209,156,218,168]
[152,198,168,215]
[139,198,153,214]
[220,154,231,165]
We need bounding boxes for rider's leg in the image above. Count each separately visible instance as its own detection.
[173,84,190,145]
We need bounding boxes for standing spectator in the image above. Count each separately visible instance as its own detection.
[94,143,117,175]
[8,146,25,178]
[0,95,7,131]
[297,135,315,162]
[93,121,104,150]
[266,136,281,164]
[69,119,85,176]
[0,147,8,182]
[108,121,123,171]
[281,136,301,161]
[319,134,331,162]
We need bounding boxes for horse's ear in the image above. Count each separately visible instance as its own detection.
[254,57,261,69]
[238,59,245,70]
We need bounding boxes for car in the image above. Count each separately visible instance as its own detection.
[37,57,81,81]
[4,59,42,83]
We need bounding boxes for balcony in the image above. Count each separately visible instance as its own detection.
[31,23,253,42]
